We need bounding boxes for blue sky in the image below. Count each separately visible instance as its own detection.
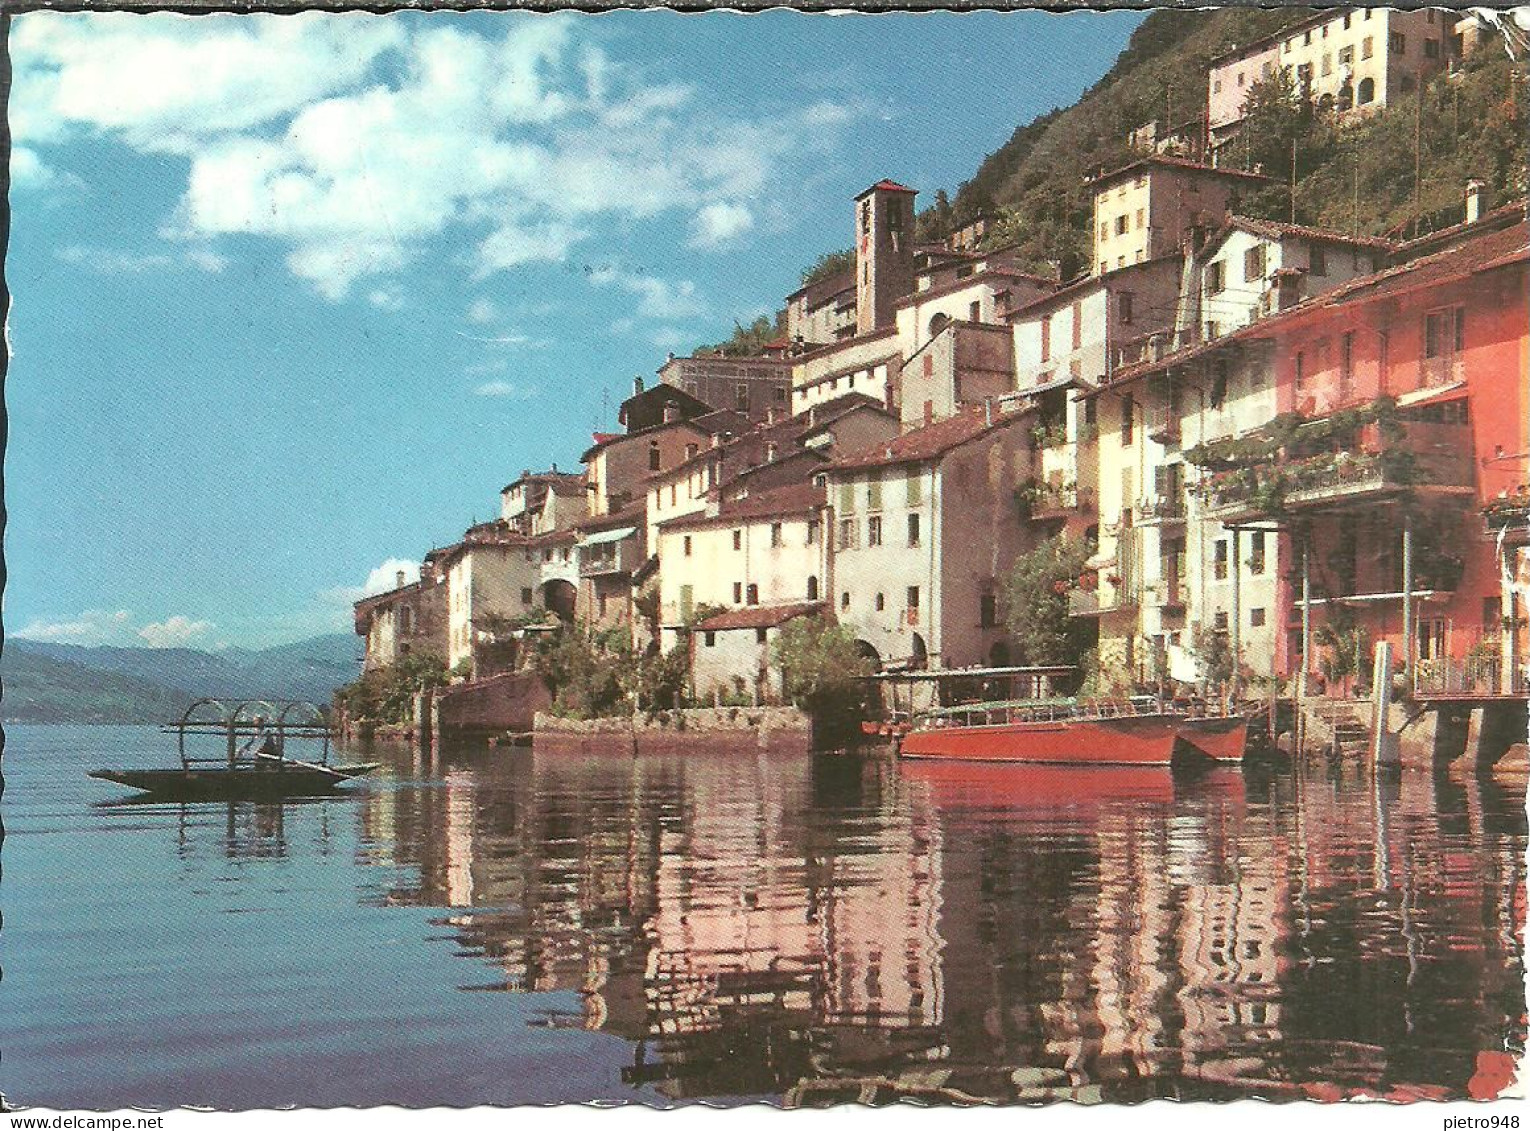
[6,9,1145,649]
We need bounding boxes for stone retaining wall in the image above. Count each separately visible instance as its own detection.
[534,706,811,755]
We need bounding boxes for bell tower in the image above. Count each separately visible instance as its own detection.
[854,179,918,336]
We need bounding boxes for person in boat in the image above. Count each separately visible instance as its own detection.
[240,715,280,762]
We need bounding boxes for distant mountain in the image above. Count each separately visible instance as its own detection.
[2,634,364,723]
[1,648,190,724]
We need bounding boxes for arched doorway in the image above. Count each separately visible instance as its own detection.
[910,633,928,670]
[989,641,1012,667]
[542,579,577,622]
[855,640,882,668]
[927,312,950,339]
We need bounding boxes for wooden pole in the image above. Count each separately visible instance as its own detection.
[1402,512,1415,693]
[1231,528,1243,701]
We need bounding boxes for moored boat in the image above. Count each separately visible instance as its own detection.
[899,700,1185,766]
[89,758,377,801]
[1174,714,1252,763]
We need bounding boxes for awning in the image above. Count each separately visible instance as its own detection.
[1397,381,1467,408]
[579,526,636,547]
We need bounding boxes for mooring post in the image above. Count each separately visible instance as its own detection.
[1371,639,1398,766]
[1402,512,1414,695]
[1299,540,1312,752]
[1230,527,1242,701]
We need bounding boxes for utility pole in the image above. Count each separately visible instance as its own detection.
[1413,87,1424,238]
[1290,137,1298,224]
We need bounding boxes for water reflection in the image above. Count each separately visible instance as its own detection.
[350,742,1524,1105]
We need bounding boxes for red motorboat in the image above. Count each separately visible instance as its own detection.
[1175,713,1253,763]
[898,699,1185,766]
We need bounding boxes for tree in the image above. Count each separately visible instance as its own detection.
[336,652,448,725]
[799,248,856,288]
[1003,536,1092,668]
[696,312,783,358]
[771,617,873,715]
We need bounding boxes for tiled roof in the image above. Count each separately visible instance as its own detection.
[858,179,917,197]
[662,482,826,529]
[695,601,826,632]
[830,402,1029,471]
[1210,215,1396,254]
[1100,215,1530,392]
[1088,155,1273,189]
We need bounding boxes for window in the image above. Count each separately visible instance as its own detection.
[746,584,759,606]
[1296,62,1313,88]
[980,594,998,628]
[732,529,742,551]
[1211,360,1229,408]
[1309,244,1327,276]
[867,473,882,510]
[1390,32,1405,53]
[1213,78,1223,94]
[1340,331,1355,396]
[1205,260,1225,294]
[1249,531,1266,574]
[543,549,553,562]
[1115,214,1129,236]
[841,591,850,610]
[1338,45,1354,65]
[807,576,819,601]
[669,485,677,506]
[1343,11,1351,29]
[806,520,820,545]
[1121,393,1134,444]
[867,516,883,546]
[751,627,767,644]
[1119,292,1134,324]
[907,586,920,610]
[1071,301,1083,350]
[969,300,981,321]
[1244,244,1267,282]
[733,582,743,603]
[1322,52,1332,76]
[1303,30,1312,45]
[1250,607,1267,628]
[1205,321,1220,341]
[875,592,886,612]
[683,535,693,557]
[906,472,922,506]
[1361,36,1373,60]
[838,481,855,514]
[1214,539,1229,581]
[679,585,693,620]
[1424,307,1465,359]
[521,587,533,605]
[770,523,783,548]
[837,518,855,550]
[1040,315,1051,362]
[1358,75,1376,104]
[907,513,921,547]
[649,441,661,471]
[704,631,716,647]
[1136,208,1145,230]
[1295,350,1306,390]
[1215,611,1229,631]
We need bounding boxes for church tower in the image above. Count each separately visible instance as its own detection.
[854,180,918,336]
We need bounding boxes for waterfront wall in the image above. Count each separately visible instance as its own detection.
[437,672,552,736]
[534,705,811,755]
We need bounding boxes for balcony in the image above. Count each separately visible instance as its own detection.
[1137,493,1187,526]
[1067,581,1137,617]
[579,550,626,577]
[1032,483,1096,521]
[1484,494,1530,543]
[1147,576,1187,609]
[1200,433,1473,522]
[1148,418,1180,448]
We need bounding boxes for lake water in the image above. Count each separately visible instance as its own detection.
[1,724,1524,1108]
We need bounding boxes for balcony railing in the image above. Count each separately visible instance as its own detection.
[579,551,626,577]
[1032,483,1096,519]
[1200,439,1472,521]
[1068,589,1102,617]
[1137,493,1186,524]
[1484,495,1530,536]
[1414,653,1530,698]
[1147,576,1187,608]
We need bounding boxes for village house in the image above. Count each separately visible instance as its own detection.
[440,524,544,676]
[1089,156,1270,276]
[1208,8,1459,153]
[1087,196,1528,696]
[353,559,449,672]
[499,468,589,536]
[783,268,857,347]
[653,482,831,699]
[894,251,1056,355]
[656,352,793,423]
[825,402,1037,670]
[897,321,1016,431]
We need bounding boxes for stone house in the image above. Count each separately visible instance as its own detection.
[1208,8,1458,153]
[499,468,588,536]
[825,402,1036,670]
[655,482,831,651]
[656,354,793,423]
[899,321,1016,431]
[688,602,827,704]
[894,254,1055,356]
[441,529,542,676]
[353,563,449,672]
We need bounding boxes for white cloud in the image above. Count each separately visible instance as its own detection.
[12,15,858,299]
[649,326,688,350]
[467,297,499,325]
[10,144,82,191]
[138,614,215,648]
[364,557,420,595]
[55,244,227,274]
[367,286,405,311]
[594,271,707,321]
[688,201,754,249]
[11,608,134,645]
[465,358,509,376]
[474,380,539,399]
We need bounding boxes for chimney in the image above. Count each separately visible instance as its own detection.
[663,402,679,423]
[1466,178,1486,224]
[711,432,722,449]
[766,442,778,463]
[634,375,644,395]
[396,570,406,589]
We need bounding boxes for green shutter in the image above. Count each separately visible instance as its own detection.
[839,481,855,513]
[906,472,922,506]
[680,585,693,621]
